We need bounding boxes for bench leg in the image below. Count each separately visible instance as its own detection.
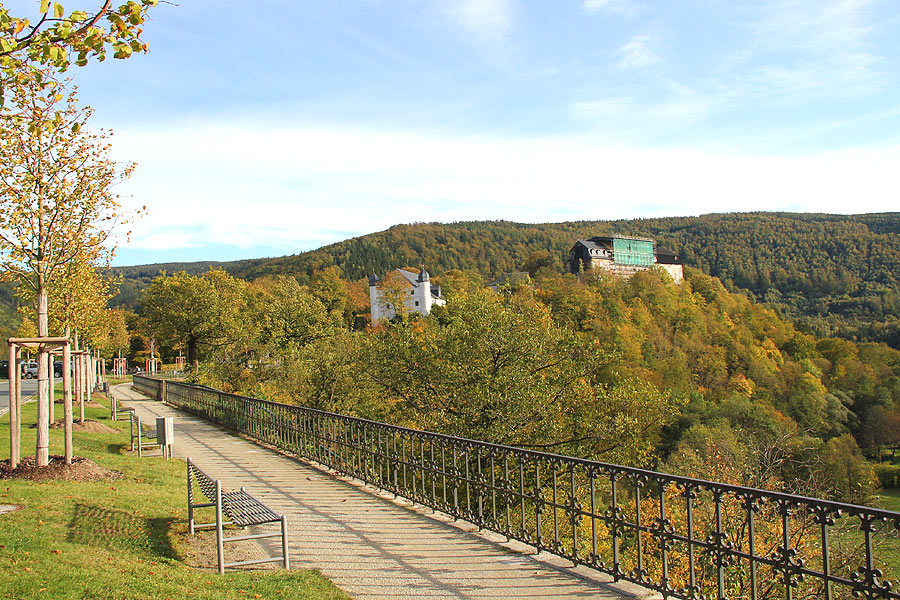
[281,515,290,570]
[216,480,225,575]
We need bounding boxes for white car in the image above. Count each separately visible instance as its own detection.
[21,361,38,379]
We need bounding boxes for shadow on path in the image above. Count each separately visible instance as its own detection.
[113,384,648,600]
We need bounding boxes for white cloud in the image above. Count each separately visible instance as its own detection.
[110,120,900,255]
[616,35,659,69]
[576,0,884,133]
[583,0,640,17]
[571,97,634,120]
[752,0,877,52]
[448,0,513,46]
[744,0,884,99]
[571,83,714,132]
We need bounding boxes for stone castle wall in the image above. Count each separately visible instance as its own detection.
[590,260,684,284]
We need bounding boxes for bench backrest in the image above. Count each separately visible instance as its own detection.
[187,458,219,503]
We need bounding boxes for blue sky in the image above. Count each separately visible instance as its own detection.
[15,0,900,265]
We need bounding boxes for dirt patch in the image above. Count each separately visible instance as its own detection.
[0,455,124,482]
[29,419,118,433]
[178,527,276,571]
[69,419,119,433]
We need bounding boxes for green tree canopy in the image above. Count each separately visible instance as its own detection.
[140,269,247,370]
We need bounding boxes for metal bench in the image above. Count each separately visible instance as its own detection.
[186,458,289,574]
[130,412,160,457]
[130,413,174,459]
[111,395,133,422]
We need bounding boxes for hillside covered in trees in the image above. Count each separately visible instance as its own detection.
[112,212,900,348]
[136,266,900,506]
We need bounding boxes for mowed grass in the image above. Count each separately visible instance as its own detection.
[882,489,900,512]
[876,489,900,581]
[0,393,349,600]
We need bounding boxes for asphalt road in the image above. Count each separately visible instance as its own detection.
[0,379,39,415]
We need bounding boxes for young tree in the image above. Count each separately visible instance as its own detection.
[0,1,157,89]
[0,71,133,466]
[102,307,129,357]
[16,252,117,343]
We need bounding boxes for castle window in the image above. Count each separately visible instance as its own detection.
[415,301,419,306]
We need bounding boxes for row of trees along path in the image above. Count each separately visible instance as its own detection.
[1,1,156,467]
[6,338,103,467]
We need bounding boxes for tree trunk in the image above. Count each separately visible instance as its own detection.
[189,338,199,372]
[9,344,20,468]
[63,325,73,464]
[74,332,84,424]
[86,346,93,401]
[36,285,50,466]
[48,352,55,426]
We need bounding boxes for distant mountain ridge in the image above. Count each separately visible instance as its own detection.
[111,212,900,347]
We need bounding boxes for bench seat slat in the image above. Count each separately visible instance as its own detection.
[221,490,281,526]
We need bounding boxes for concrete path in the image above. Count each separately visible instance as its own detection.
[113,384,651,600]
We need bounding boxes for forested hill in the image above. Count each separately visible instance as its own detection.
[113,212,900,347]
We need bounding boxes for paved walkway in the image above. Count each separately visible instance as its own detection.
[113,384,652,600]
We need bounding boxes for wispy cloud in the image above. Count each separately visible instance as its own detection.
[583,0,641,18]
[743,0,884,99]
[111,119,900,257]
[616,34,660,69]
[571,87,713,135]
[447,0,514,46]
[575,0,885,137]
[751,0,877,52]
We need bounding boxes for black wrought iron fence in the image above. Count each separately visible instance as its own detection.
[133,374,900,599]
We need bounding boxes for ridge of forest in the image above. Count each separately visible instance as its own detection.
[135,264,900,507]
[110,212,900,348]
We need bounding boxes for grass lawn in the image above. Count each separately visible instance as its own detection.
[881,488,900,512]
[1,392,348,600]
[876,489,900,581]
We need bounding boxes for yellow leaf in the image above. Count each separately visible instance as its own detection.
[53,3,64,19]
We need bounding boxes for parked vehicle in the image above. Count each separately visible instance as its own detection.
[22,361,38,379]
[1,360,66,379]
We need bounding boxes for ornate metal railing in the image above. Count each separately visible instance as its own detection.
[134,375,900,599]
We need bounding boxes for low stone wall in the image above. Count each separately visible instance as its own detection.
[591,261,684,283]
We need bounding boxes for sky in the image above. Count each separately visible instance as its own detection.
[11,0,900,265]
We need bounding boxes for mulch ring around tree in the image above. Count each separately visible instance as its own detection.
[29,419,118,433]
[0,456,124,482]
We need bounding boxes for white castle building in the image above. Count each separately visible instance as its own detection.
[369,268,446,322]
